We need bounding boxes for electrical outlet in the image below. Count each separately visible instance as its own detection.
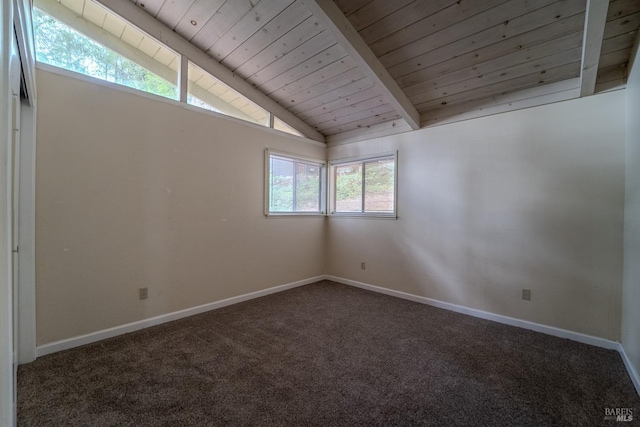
[361,262,366,270]
[522,289,531,301]
[139,287,148,300]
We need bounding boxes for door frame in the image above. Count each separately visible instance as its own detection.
[14,0,37,365]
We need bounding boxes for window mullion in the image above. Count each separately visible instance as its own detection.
[179,54,188,103]
[292,162,297,211]
[361,162,366,213]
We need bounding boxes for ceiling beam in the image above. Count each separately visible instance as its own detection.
[300,0,421,130]
[579,0,609,97]
[95,0,326,142]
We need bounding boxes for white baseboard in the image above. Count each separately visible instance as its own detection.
[325,275,620,350]
[34,273,640,398]
[618,344,640,396]
[35,275,325,358]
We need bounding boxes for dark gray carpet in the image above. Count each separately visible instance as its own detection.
[18,281,640,426]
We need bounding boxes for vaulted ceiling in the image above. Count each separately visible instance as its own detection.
[60,0,640,143]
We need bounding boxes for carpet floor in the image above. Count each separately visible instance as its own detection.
[18,281,640,426]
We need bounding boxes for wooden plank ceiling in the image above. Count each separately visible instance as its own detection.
[127,0,640,139]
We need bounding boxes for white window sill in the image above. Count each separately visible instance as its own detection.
[265,213,326,218]
[329,213,397,220]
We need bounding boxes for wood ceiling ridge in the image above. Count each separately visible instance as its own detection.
[394,15,585,88]
[596,63,628,85]
[206,0,295,62]
[356,0,460,46]
[389,8,584,78]
[371,0,512,60]
[293,83,380,118]
[420,78,581,126]
[275,64,364,105]
[599,47,633,68]
[414,61,580,111]
[381,0,580,73]
[311,100,391,129]
[606,0,640,22]
[325,118,414,145]
[346,0,415,33]
[603,11,640,39]
[232,17,325,79]
[334,0,371,17]
[408,46,583,106]
[190,0,256,50]
[401,31,585,97]
[305,94,386,125]
[247,31,334,83]
[599,29,637,53]
[321,109,400,135]
[286,72,370,109]
[288,79,379,118]
[132,0,164,17]
[220,3,311,71]
[269,55,358,98]
[155,0,195,30]
[173,0,226,42]
[287,77,375,114]
[256,43,347,94]
[315,102,395,131]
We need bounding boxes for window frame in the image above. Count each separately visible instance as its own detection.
[32,1,309,139]
[264,149,327,217]
[329,152,398,219]
[33,5,181,101]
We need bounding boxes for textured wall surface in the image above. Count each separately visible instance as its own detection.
[328,91,626,340]
[36,69,326,345]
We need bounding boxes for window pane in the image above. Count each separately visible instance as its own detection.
[270,157,294,212]
[364,158,395,212]
[33,4,179,99]
[335,163,363,212]
[188,62,269,126]
[295,163,320,212]
[274,117,302,137]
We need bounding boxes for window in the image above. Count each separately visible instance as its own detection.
[33,0,307,137]
[187,61,270,126]
[330,154,397,217]
[273,117,303,137]
[265,150,325,216]
[33,1,179,100]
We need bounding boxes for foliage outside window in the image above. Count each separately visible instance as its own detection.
[33,6,179,99]
[266,151,325,215]
[33,0,307,137]
[331,154,396,217]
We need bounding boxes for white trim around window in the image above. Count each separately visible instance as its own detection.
[264,149,327,217]
[328,152,398,219]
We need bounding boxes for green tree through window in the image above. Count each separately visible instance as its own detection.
[268,154,323,214]
[34,8,177,99]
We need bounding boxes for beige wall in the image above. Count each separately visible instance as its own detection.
[36,65,629,347]
[328,91,626,340]
[35,69,326,345]
[623,40,640,379]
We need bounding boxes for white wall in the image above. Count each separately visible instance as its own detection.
[328,91,626,341]
[623,37,640,383]
[35,68,326,345]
